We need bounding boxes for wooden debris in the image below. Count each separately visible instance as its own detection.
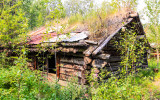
[83,46,97,56]
[60,57,84,65]
[61,42,88,46]
[95,53,110,60]
[85,40,98,45]
[91,59,107,68]
[129,12,138,18]
[60,67,82,77]
[84,56,92,64]
[59,47,85,53]
[92,18,134,56]
[92,30,119,56]
[61,63,84,70]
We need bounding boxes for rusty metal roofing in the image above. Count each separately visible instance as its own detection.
[43,33,77,43]
[28,32,57,44]
[28,11,144,46]
[28,26,56,44]
[27,26,90,44]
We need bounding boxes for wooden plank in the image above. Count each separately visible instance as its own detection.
[92,32,119,56]
[83,46,97,56]
[85,40,98,45]
[61,42,88,47]
[59,52,84,57]
[94,53,110,60]
[61,63,84,70]
[60,47,85,53]
[92,18,134,56]
[60,57,84,65]
[60,67,82,77]
[129,12,138,18]
[56,55,60,79]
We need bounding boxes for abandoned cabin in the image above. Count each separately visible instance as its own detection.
[27,11,148,84]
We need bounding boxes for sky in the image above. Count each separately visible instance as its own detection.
[61,0,148,24]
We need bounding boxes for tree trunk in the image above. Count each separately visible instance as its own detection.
[156,48,159,68]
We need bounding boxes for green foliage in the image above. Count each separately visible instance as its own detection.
[47,0,66,20]
[1,57,160,99]
[145,0,160,67]
[1,0,160,100]
[145,0,160,44]
[114,29,147,75]
[68,13,84,24]
[91,76,150,100]
[86,59,160,100]
[21,0,49,29]
[0,0,27,46]
[0,46,87,99]
[64,0,94,16]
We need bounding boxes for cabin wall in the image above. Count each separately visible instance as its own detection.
[58,47,89,84]
[87,32,148,80]
[27,30,148,84]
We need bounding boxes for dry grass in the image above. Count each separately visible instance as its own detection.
[86,7,132,41]
[37,6,133,42]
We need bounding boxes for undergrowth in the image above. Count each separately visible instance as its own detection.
[0,58,160,99]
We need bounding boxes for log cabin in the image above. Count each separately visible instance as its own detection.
[149,43,160,59]
[27,11,148,84]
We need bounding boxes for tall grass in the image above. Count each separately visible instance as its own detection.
[0,65,87,100]
[1,52,160,100]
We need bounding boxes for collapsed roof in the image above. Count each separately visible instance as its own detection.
[27,11,145,56]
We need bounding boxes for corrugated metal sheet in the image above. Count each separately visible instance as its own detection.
[62,31,89,42]
[28,26,89,44]
[43,33,77,43]
[43,31,89,43]
[28,32,57,44]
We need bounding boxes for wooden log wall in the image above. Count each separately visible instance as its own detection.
[59,45,89,84]
[58,37,124,84]
[26,30,148,84]
[59,56,89,84]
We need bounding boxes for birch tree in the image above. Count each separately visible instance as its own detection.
[145,0,160,67]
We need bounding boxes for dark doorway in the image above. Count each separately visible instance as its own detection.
[48,55,56,74]
[37,54,46,71]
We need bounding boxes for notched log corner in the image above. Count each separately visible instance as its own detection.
[91,59,107,68]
